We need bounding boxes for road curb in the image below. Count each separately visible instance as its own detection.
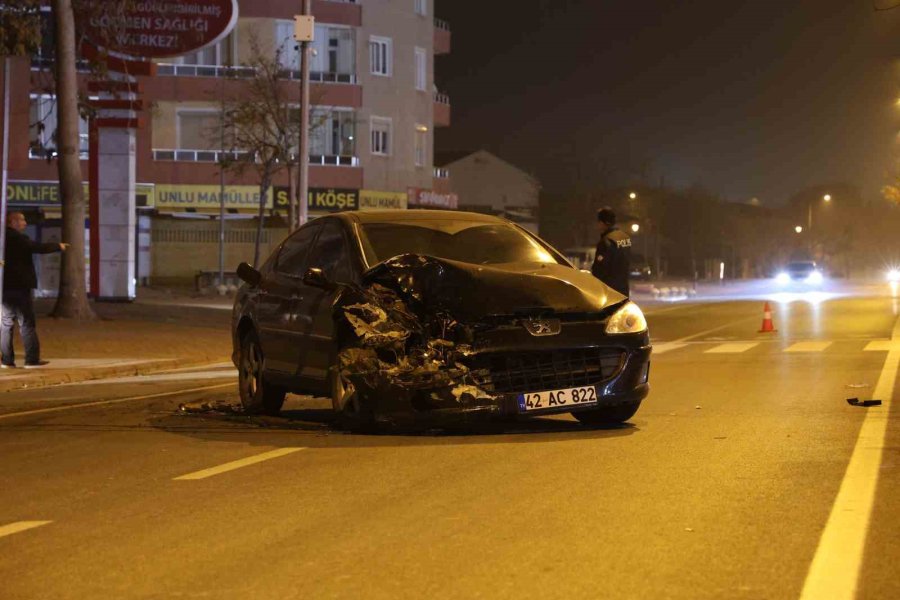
[0,356,226,393]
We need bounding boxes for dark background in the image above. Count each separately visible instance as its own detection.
[435,0,900,204]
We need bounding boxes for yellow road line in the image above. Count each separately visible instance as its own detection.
[173,448,306,481]
[0,521,52,539]
[800,314,900,600]
[0,383,235,421]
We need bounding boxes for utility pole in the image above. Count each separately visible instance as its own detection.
[0,58,11,306]
[218,77,226,288]
[294,1,314,230]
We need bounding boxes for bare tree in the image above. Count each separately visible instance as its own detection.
[219,37,309,267]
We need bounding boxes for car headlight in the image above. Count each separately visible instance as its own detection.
[806,270,823,284]
[775,272,790,284]
[887,269,900,283]
[606,302,648,335]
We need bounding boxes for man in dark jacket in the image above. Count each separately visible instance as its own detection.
[591,206,632,297]
[2,212,68,368]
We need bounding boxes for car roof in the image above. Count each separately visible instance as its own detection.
[335,209,507,225]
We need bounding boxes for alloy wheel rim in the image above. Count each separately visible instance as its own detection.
[242,341,261,397]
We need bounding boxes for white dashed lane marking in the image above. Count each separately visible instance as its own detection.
[865,341,898,352]
[0,521,52,539]
[704,342,759,354]
[651,342,688,355]
[173,448,306,481]
[785,341,833,353]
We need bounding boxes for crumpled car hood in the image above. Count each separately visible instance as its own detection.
[363,254,625,321]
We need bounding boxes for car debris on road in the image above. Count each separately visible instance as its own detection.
[846,398,882,407]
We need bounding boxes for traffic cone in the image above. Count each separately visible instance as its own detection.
[758,302,777,333]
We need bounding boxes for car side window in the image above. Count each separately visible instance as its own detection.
[275,222,321,276]
[306,220,352,282]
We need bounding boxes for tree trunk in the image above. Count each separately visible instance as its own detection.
[50,0,95,320]
[253,171,272,268]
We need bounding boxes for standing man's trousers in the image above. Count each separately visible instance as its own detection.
[1,289,39,366]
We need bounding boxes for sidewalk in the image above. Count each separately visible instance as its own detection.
[0,292,233,393]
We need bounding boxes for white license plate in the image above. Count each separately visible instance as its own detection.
[518,386,598,412]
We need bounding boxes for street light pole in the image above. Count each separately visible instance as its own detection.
[0,57,11,306]
[217,77,226,288]
[294,0,313,230]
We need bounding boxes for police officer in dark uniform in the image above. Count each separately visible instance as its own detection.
[591,206,632,296]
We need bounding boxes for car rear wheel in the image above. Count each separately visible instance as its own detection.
[331,368,375,431]
[572,402,641,425]
[239,330,286,415]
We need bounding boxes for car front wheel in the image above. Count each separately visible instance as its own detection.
[572,402,641,425]
[331,367,375,431]
[239,330,285,415]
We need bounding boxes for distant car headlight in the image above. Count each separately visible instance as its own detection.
[775,272,790,284]
[887,269,900,283]
[806,270,823,284]
[606,302,648,335]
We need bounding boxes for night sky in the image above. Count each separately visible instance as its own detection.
[435,0,900,204]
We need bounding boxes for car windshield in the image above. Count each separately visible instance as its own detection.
[358,220,563,267]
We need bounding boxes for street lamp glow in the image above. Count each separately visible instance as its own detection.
[631,223,640,233]
[823,194,832,202]
[795,225,803,234]
[629,192,637,200]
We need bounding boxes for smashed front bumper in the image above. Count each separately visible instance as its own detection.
[360,344,651,424]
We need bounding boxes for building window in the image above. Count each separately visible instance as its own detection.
[414,47,427,91]
[369,36,392,77]
[371,117,391,156]
[178,32,236,66]
[313,26,355,81]
[29,95,88,159]
[276,22,357,81]
[176,110,221,150]
[276,20,300,71]
[306,108,356,157]
[415,0,427,16]
[414,126,427,167]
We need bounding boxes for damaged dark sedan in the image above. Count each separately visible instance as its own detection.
[231,210,651,429]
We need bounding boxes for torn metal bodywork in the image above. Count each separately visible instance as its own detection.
[334,277,496,422]
[331,254,632,422]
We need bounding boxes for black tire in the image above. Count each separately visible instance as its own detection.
[331,368,376,432]
[573,402,641,425]
[238,329,286,415]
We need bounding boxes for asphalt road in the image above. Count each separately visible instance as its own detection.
[1,284,899,599]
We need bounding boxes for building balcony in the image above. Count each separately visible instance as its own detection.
[144,72,362,107]
[433,167,450,179]
[434,92,451,127]
[157,63,358,85]
[434,18,451,55]
[242,0,362,26]
[153,149,360,168]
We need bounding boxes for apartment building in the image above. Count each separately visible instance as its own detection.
[0,0,454,286]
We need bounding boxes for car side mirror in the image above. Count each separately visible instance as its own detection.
[236,262,262,287]
[303,267,337,291]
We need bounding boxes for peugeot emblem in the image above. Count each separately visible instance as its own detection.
[524,318,561,336]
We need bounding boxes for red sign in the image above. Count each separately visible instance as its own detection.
[85,1,238,59]
[408,188,459,210]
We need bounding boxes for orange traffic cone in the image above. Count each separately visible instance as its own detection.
[758,302,777,333]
